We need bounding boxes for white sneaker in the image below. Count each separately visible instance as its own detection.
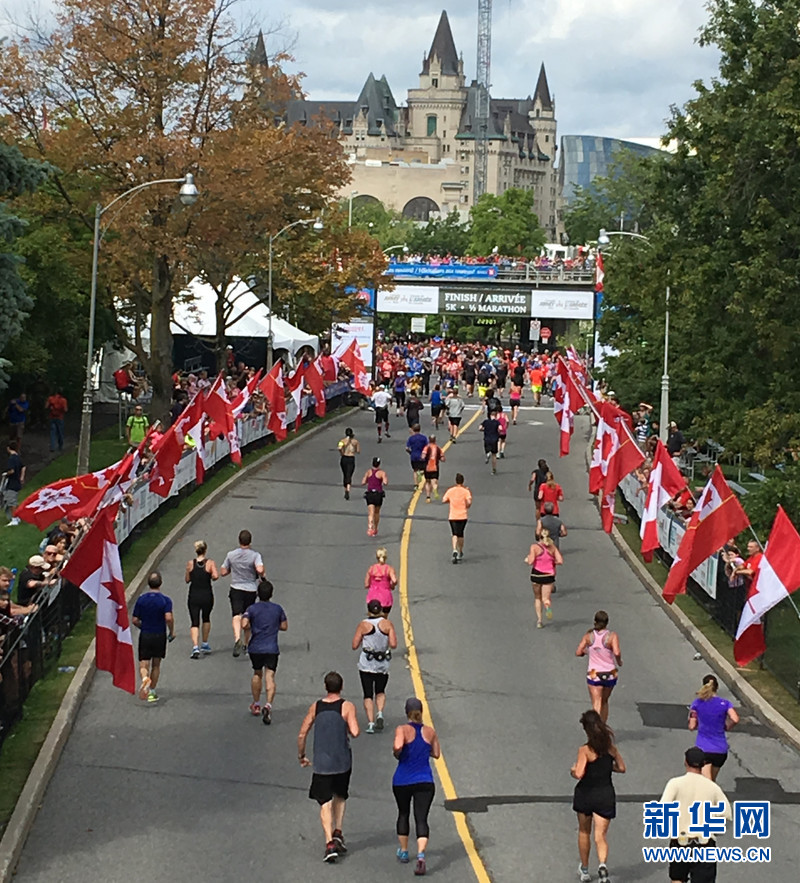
[578,866,591,883]
[6,517,20,527]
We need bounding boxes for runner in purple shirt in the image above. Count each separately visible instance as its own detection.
[688,674,739,781]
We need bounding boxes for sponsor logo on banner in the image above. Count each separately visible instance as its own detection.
[376,285,439,314]
[533,290,594,319]
[439,288,531,315]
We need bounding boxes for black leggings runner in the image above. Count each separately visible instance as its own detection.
[340,455,356,487]
[393,782,435,838]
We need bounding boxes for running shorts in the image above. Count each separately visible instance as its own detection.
[532,384,542,393]
[425,470,439,480]
[530,569,556,585]
[187,593,214,627]
[375,407,389,424]
[498,433,507,440]
[702,751,727,769]
[250,652,279,672]
[449,416,462,426]
[449,519,467,538]
[229,588,257,617]
[138,632,167,661]
[365,490,385,507]
[431,405,442,416]
[309,769,352,805]
[410,459,425,473]
[668,838,717,883]
[359,669,389,699]
[586,674,618,688]
[484,440,499,454]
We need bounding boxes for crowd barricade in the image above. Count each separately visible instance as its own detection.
[0,381,353,749]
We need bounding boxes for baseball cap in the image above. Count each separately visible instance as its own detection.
[685,747,705,769]
[404,697,423,715]
[367,599,383,615]
[28,555,46,568]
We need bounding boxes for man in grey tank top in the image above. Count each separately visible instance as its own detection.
[537,501,567,549]
[220,529,264,657]
[297,671,360,863]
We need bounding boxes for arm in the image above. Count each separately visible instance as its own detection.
[465,490,472,510]
[528,472,535,493]
[361,470,369,486]
[279,616,288,632]
[364,566,372,589]
[560,523,568,537]
[609,631,623,667]
[388,566,398,588]
[352,622,365,651]
[384,619,398,650]
[220,556,230,577]
[570,745,588,779]
[610,745,626,773]
[255,555,265,578]
[297,703,317,765]
[165,611,175,639]
[393,724,408,758]
[207,559,219,581]
[575,633,590,657]
[185,561,193,584]
[725,705,740,730]
[524,543,542,565]
[427,729,441,759]
[342,700,360,738]
[688,708,698,731]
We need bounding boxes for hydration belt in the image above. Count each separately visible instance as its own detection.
[364,648,392,662]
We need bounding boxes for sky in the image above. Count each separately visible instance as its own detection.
[244,0,720,142]
[1,1,721,143]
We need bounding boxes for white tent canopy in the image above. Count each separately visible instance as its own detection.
[171,276,319,355]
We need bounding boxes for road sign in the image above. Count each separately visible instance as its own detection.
[529,319,541,341]
[411,317,426,333]
[540,326,552,341]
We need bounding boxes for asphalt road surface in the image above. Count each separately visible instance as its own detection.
[13,402,800,882]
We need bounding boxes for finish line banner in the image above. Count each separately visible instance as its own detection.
[439,288,531,315]
[386,262,498,280]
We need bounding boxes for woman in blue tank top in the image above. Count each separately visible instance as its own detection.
[392,697,441,876]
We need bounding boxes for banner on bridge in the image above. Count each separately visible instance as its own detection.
[439,288,531,315]
[386,262,498,280]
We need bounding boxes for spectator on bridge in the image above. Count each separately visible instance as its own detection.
[666,422,685,461]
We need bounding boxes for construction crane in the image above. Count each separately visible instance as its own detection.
[473,0,492,203]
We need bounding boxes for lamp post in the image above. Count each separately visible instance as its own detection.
[597,228,670,443]
[77,173,199,476]
[267,217,324,370]
[383,244,409,256]
[348,190,358,229]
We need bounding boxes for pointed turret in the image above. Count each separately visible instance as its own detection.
[249,30,269,67]
[533,63,552,111]
[421,10,459,76]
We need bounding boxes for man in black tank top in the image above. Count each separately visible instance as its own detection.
[297,672,360,863]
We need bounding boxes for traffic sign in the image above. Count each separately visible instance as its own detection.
[540,326,552,341]
[529,319,541,341]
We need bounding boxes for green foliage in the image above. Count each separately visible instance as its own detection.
[348,200,414,249]
[468,188,546,256]
[406,211,470,256]
[741,464,800,539]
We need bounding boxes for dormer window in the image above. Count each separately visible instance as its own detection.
[432,77,438,88]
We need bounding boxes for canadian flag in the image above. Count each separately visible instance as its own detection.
[589,402,617,495]
[259,362,288,442]
[61,507,135,694]
[304,358,327,417]
[286,364,306,431]
[662,465,751,604]
[204,374,241,465]
[595,250,604,292]
[231,369,263,418]
[14,463,121,530]
[338,340,371,395]
[600,409,645,532]
[734,507,800,666]
[149,395,204,498]
[640,441,686,562]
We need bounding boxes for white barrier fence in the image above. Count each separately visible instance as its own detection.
[618,472,719,600]
[115,382,352,545]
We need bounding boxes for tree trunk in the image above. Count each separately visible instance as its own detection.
[149,255,175,426]
[215,292,226,374]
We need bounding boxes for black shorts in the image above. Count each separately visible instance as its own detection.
[250,652,279,672]
[359,669,389,699]
[375,407,389,424]
[138,632,167,661]
[530,569,556,585]
[229,588,257,617]
[431,405,442,416]
[449,519,467,538]
[669,839,717,883]
[484,440,499,454]
[365,490,385,507]
[703,751,728,769]
[188,594,213,627]
[395,391,406,406]
[449,415,462,426]
[411,459,425,472]
[425,470,439,480]
[309,769,352,805]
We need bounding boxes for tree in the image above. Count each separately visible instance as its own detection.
[348,200,414,250]
[0,0,351,420]
[406,211,470,256]
[468,188,546,256]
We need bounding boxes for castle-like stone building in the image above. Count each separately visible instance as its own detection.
[282,11,559,238]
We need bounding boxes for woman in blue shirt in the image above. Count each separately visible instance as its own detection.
[688,674,739,781]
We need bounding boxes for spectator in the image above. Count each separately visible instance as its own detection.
[3,441,25,527]
[16,555,54,606]
[45,389,69,453]
[733,539,762,584]
[8,393,29,448]
[666,421,685,460]
[722,543,745,588]
[126,403,150,447]
[47,517,77,547]
[0,566,37,617]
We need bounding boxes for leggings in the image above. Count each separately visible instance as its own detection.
[393,782,435,838]
[340,456,356,487]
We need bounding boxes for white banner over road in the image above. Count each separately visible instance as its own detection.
[376,285,439,314]
[532,290,594,320]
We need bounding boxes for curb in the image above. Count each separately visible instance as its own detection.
[581,417,800,753]
[0,408,353,882]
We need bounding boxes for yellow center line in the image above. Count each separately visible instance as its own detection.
[399,406,491,883]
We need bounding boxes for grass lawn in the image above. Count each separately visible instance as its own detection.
[0,410,350,834]
[615,513,800,732]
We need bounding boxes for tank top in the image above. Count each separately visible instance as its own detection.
[423,445,442,472]
[430,390,442,406]
[312,698,352,775]
[577,752,614,791]
[188,559,213,598]
[339,437,358,457]
[392,722,435,786]
[359,617,391,673]
[366,564,394,608]
[587,629,617,673]
[366,469,384,493]
[532,544,556,575]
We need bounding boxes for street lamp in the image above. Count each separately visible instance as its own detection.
[267,217,324,370]
[77,173,200,475]
[383,244,409,256]
[597,228,670,443]
[348,190,358,229]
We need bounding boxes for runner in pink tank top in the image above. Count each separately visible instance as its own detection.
[525,530,563,629]
[364,548,397,613]
[576,611,623,723]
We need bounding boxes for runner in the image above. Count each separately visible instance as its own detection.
[496,409,509,459]
[575,611,623,722]
[220,530,265,657]
[479,411,501,474]
[394,371,407,415]
[405,391,424,428]
[241,578,287,724]
[463,357,476,398]
[525,529,562,627]
[538,471,564,516]
[392,697,441,876]
[529,362,545,405]
[132,572,175,703]
[352,599,397,734]
[420,435,445,503]
[184,540,219,659]
[429,383,444,429]
[528,458,550,506]
[362,457,388,536]
[537,502,567,549]
[406,424,429,488]
[442,473,472,564]
[509,378,523,424]
[337,427,361,500]
[688,674,739,781]
[297,672,360,863]
[444,388,465,442]
[571,709,626,883]
[372,384,392,443]
[364,547,398,614]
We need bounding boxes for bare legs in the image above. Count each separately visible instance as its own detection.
[587,684,614,723]
[251,668,277,705]
[577,812,610,868]
[533,583,553,626]
[367,504,382,535]
[320,796,347,843]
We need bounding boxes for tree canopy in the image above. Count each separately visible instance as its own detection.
[468,188,546,256]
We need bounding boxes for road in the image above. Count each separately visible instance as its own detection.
[13,402,800,882]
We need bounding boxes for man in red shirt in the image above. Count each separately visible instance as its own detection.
[45,390,68,453]
[734,540,763,583]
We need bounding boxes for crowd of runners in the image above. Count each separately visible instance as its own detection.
[127,340,743,882]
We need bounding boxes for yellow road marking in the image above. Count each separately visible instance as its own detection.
[399,407,491,883]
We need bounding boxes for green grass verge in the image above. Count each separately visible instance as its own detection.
[0,409,350,834]
[615,512,800,732]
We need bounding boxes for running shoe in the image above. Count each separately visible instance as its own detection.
[190,646,201,659]
[578,866,592,882]
[385,432,391,438]
[546,605,553,620]
[433,489,440,499]
[397,849,410,863]
[332,829,347,853]
[414,856,426,876]
[492,468,497,475]
[458,549,463,559]
[426,497,431,503]
[249,702,261,716]
[323,842,338,863]
[147,690,159,703]
[485,452,490,463]
[377,436,382,444]
[366,721,375,734]
[536,621,543,629]
[499,451,505,459]
[233,639,242,658]
[598,865,609,882]
[344,489,350,500]
[262,704,272,725]
[375,712,385,731]
[201,642,212,654]
[452,551,458,565]
[139,676,151,701]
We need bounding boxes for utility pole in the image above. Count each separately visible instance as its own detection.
[473,0,492,203]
